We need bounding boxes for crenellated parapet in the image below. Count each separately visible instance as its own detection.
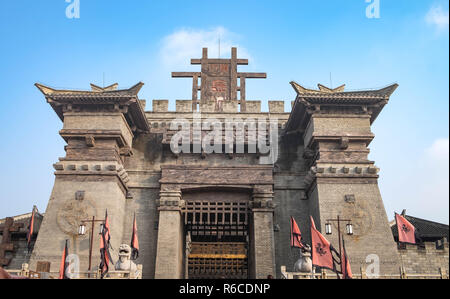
[150,99,288,113]
[398,238,449,274]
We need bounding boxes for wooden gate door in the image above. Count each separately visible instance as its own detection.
[183,194,250,279]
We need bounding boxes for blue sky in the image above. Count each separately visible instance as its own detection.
[0,0,448,223]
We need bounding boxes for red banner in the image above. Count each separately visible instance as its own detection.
[290,216,303,248]
[310,216,334,270]
[100,210,111,278]
[341,238,352,279]
[395,213,416,244]
[131,213,139,260]
[27,207,35,252]
[58,240,69,279]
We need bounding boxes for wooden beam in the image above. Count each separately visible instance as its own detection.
[172,72,202,78]
[240,77,246,112]
[191,59,249,65]
[238,73,267,79]
[192,74,199,111]
[230,47,238,101]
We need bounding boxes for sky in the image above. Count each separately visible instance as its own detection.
[0,0,448,223]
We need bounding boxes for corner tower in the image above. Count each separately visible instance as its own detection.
[285,82,401,274]
[30,82,149,272]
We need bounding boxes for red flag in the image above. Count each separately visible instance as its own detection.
[310,216,335,271]
[341,238,352,279]
[27,207,36,253]
[99,210,111,279]
[130,213,139,260]
[290,216,304,248]
[395,213,416,244]
[58,240,69,279]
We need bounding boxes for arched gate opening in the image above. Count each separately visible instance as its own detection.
[182,189,251,279]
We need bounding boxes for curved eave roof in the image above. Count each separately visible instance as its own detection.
[285,83,398,132]
[35,82,149,132]
[295,83,398,101]
[35,82,144,99]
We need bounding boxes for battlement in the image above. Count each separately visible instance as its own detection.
[399,238,449,253]
[150,99,290,113]
[398,238,449,275]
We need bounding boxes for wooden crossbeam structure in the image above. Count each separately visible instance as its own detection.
[183,199,250,279]
[0,218,23,266]
[172,47,267,112]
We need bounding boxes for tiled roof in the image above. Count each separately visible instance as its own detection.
[290,81,398,101]
[0,208,44,235]
[35,82,144,100]
[35,82,150,132]
[285,82,398,132]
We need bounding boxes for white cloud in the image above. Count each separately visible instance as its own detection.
[426,138,449,162]
[415,138,449,223]
[159,27,251,69]
[425,5,449,31]
[381,137,449,224]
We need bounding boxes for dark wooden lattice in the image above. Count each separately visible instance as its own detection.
[183,198,250,279]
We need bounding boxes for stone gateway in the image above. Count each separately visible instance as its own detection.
[28,48,404,279]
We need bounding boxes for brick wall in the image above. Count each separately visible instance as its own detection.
[399,239,449,274]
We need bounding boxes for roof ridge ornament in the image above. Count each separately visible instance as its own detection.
[289,81,317,94]
[289,81,345,94]
[317,83,346,93]
[90,83,119,92]
[35,83,56,95]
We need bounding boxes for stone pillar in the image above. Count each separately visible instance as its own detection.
[154,191,185,279]
[251,188,276,279]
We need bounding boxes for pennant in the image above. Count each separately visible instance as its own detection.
[341,238,352,279]
[130,213,139,260]
[99,210,112,279]
[310,216,335,271]
[58,240,69,279]
[395,213,416,244]
[290,216,304,248]
[27,207,36,253]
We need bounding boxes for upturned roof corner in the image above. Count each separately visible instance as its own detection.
[34,82,149,133]
[285,81,399,133]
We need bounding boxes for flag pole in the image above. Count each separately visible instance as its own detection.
[337,215,342,279]
[395,212,405,274]
[130,212,135,275]
[89,216,95,277]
